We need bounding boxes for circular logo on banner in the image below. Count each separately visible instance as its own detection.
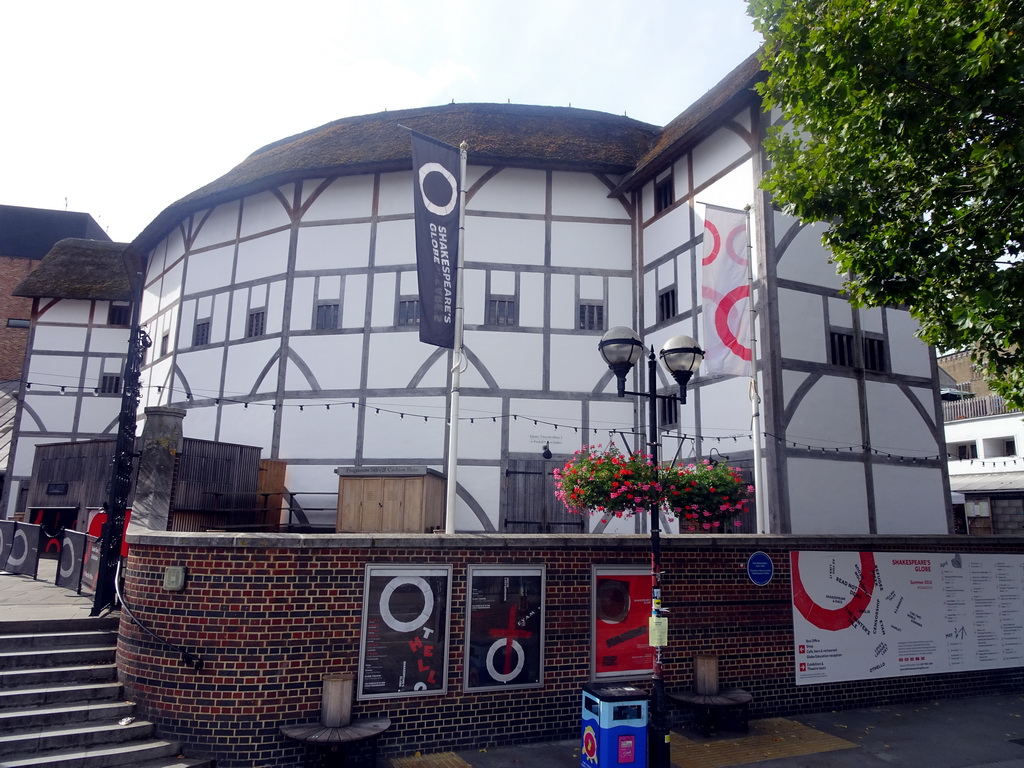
[791,552,876,631]
[59,535,77,580]
[7,529,28,568]
[418,162,457,216]
[702,220,722,266]
[715,285,753,361]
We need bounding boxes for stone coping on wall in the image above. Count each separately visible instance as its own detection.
[125,530,1006,551]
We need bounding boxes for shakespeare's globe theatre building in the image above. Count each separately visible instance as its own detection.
[133,103,666,533]
[6,55,953,534]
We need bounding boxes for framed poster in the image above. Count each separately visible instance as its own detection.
[465,565,545,691]
[591,566,653,679]
[358,564,452,700]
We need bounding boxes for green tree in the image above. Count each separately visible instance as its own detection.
[748,0,1024,404]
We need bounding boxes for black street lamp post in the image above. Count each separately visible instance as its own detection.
[598,327,704,768]
[91,314,151,616]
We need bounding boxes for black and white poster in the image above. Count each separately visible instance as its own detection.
[465,565,545,691]
[358,564,452,699]
[411,130,461,348]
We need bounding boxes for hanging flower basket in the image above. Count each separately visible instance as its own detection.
[553,444,752,531]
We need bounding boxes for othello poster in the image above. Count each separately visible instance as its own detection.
[592,567,653,679]
[465,566,544,691]
[358,565,451,699]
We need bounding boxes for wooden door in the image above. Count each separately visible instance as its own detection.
[502,458,584,533]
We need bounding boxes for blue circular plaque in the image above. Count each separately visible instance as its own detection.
[747,551,774,586]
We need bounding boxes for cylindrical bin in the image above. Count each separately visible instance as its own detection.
[321,672,354,727]
[581,683,648,768]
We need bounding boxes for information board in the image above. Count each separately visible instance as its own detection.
[792,551,1024,685]
[465,565,544,691]
[358,564,451,699]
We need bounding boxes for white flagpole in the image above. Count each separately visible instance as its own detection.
[444,141,469,534]
[745,204,768,533]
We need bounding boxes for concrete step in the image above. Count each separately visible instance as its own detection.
[0,700,136,732]
[0,645,116,670]
[0,629,118,653]
[0,619,210,768]
[0,681,122,710]
[0,737,186,768]
[0,617,120,636]
[0,662,118,689]
[0,719,156,755]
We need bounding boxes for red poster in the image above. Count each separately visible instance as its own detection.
[593,569,653,678]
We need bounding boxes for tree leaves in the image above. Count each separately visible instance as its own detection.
[749,0,1024,405]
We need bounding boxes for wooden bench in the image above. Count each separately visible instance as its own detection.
[281,716,391,767]
[669,688,753,736]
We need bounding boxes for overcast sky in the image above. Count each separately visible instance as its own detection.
[2,1,761,243]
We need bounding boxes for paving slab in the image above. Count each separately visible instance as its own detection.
[0,557,97,624]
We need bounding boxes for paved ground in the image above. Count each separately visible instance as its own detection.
[428,694,1024,768]
[4,561,1024,767]
[0,555,98,622]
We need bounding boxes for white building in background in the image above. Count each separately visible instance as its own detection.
[940,350,1024,535]
[3,54,953,534]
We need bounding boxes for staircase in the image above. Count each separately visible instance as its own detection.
[0,617,211,768]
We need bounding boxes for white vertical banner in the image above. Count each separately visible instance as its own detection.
[701,204,752,377]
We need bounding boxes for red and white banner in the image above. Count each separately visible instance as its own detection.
[701,205,751,377]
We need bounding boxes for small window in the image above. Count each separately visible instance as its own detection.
[247,310,266,338]
[657,288,677,323]
[578,303,605,331]
[397,298,420,326]
[6,318,29,328]
[1006,439,1017,456]
[160,333,169,357]
[830,331,854,367]
[654,169,674,214]
[487,297,517,326]
[957,444,978,460]
[315,302,339,330]
[108,303,131,326]
[862,336,887,372]
[193,320,211,347]
[100,375,122,395]
[658,396,679,429]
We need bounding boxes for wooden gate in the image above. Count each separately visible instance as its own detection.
[501,458,584,533]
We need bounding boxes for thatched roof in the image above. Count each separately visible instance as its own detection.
[134,104,660,252]
[132,60,767,254]
[14,239,139,301]
[616,51,765,193]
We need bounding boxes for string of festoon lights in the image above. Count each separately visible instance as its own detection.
[17,377,750,446]
[765,431,949,463]
[17,378,984,465]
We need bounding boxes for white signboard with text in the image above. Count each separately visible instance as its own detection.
[791,551,1024,685]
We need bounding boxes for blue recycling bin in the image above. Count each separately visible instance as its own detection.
[581,683,648,768]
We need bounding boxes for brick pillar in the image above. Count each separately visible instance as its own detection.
[129,406,186,532]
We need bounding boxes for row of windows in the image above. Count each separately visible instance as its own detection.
[180,300,610,347]
[953,439,1015,461]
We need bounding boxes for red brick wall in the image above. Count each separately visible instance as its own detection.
[117,534,1024,767]
[0,256,36,382]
